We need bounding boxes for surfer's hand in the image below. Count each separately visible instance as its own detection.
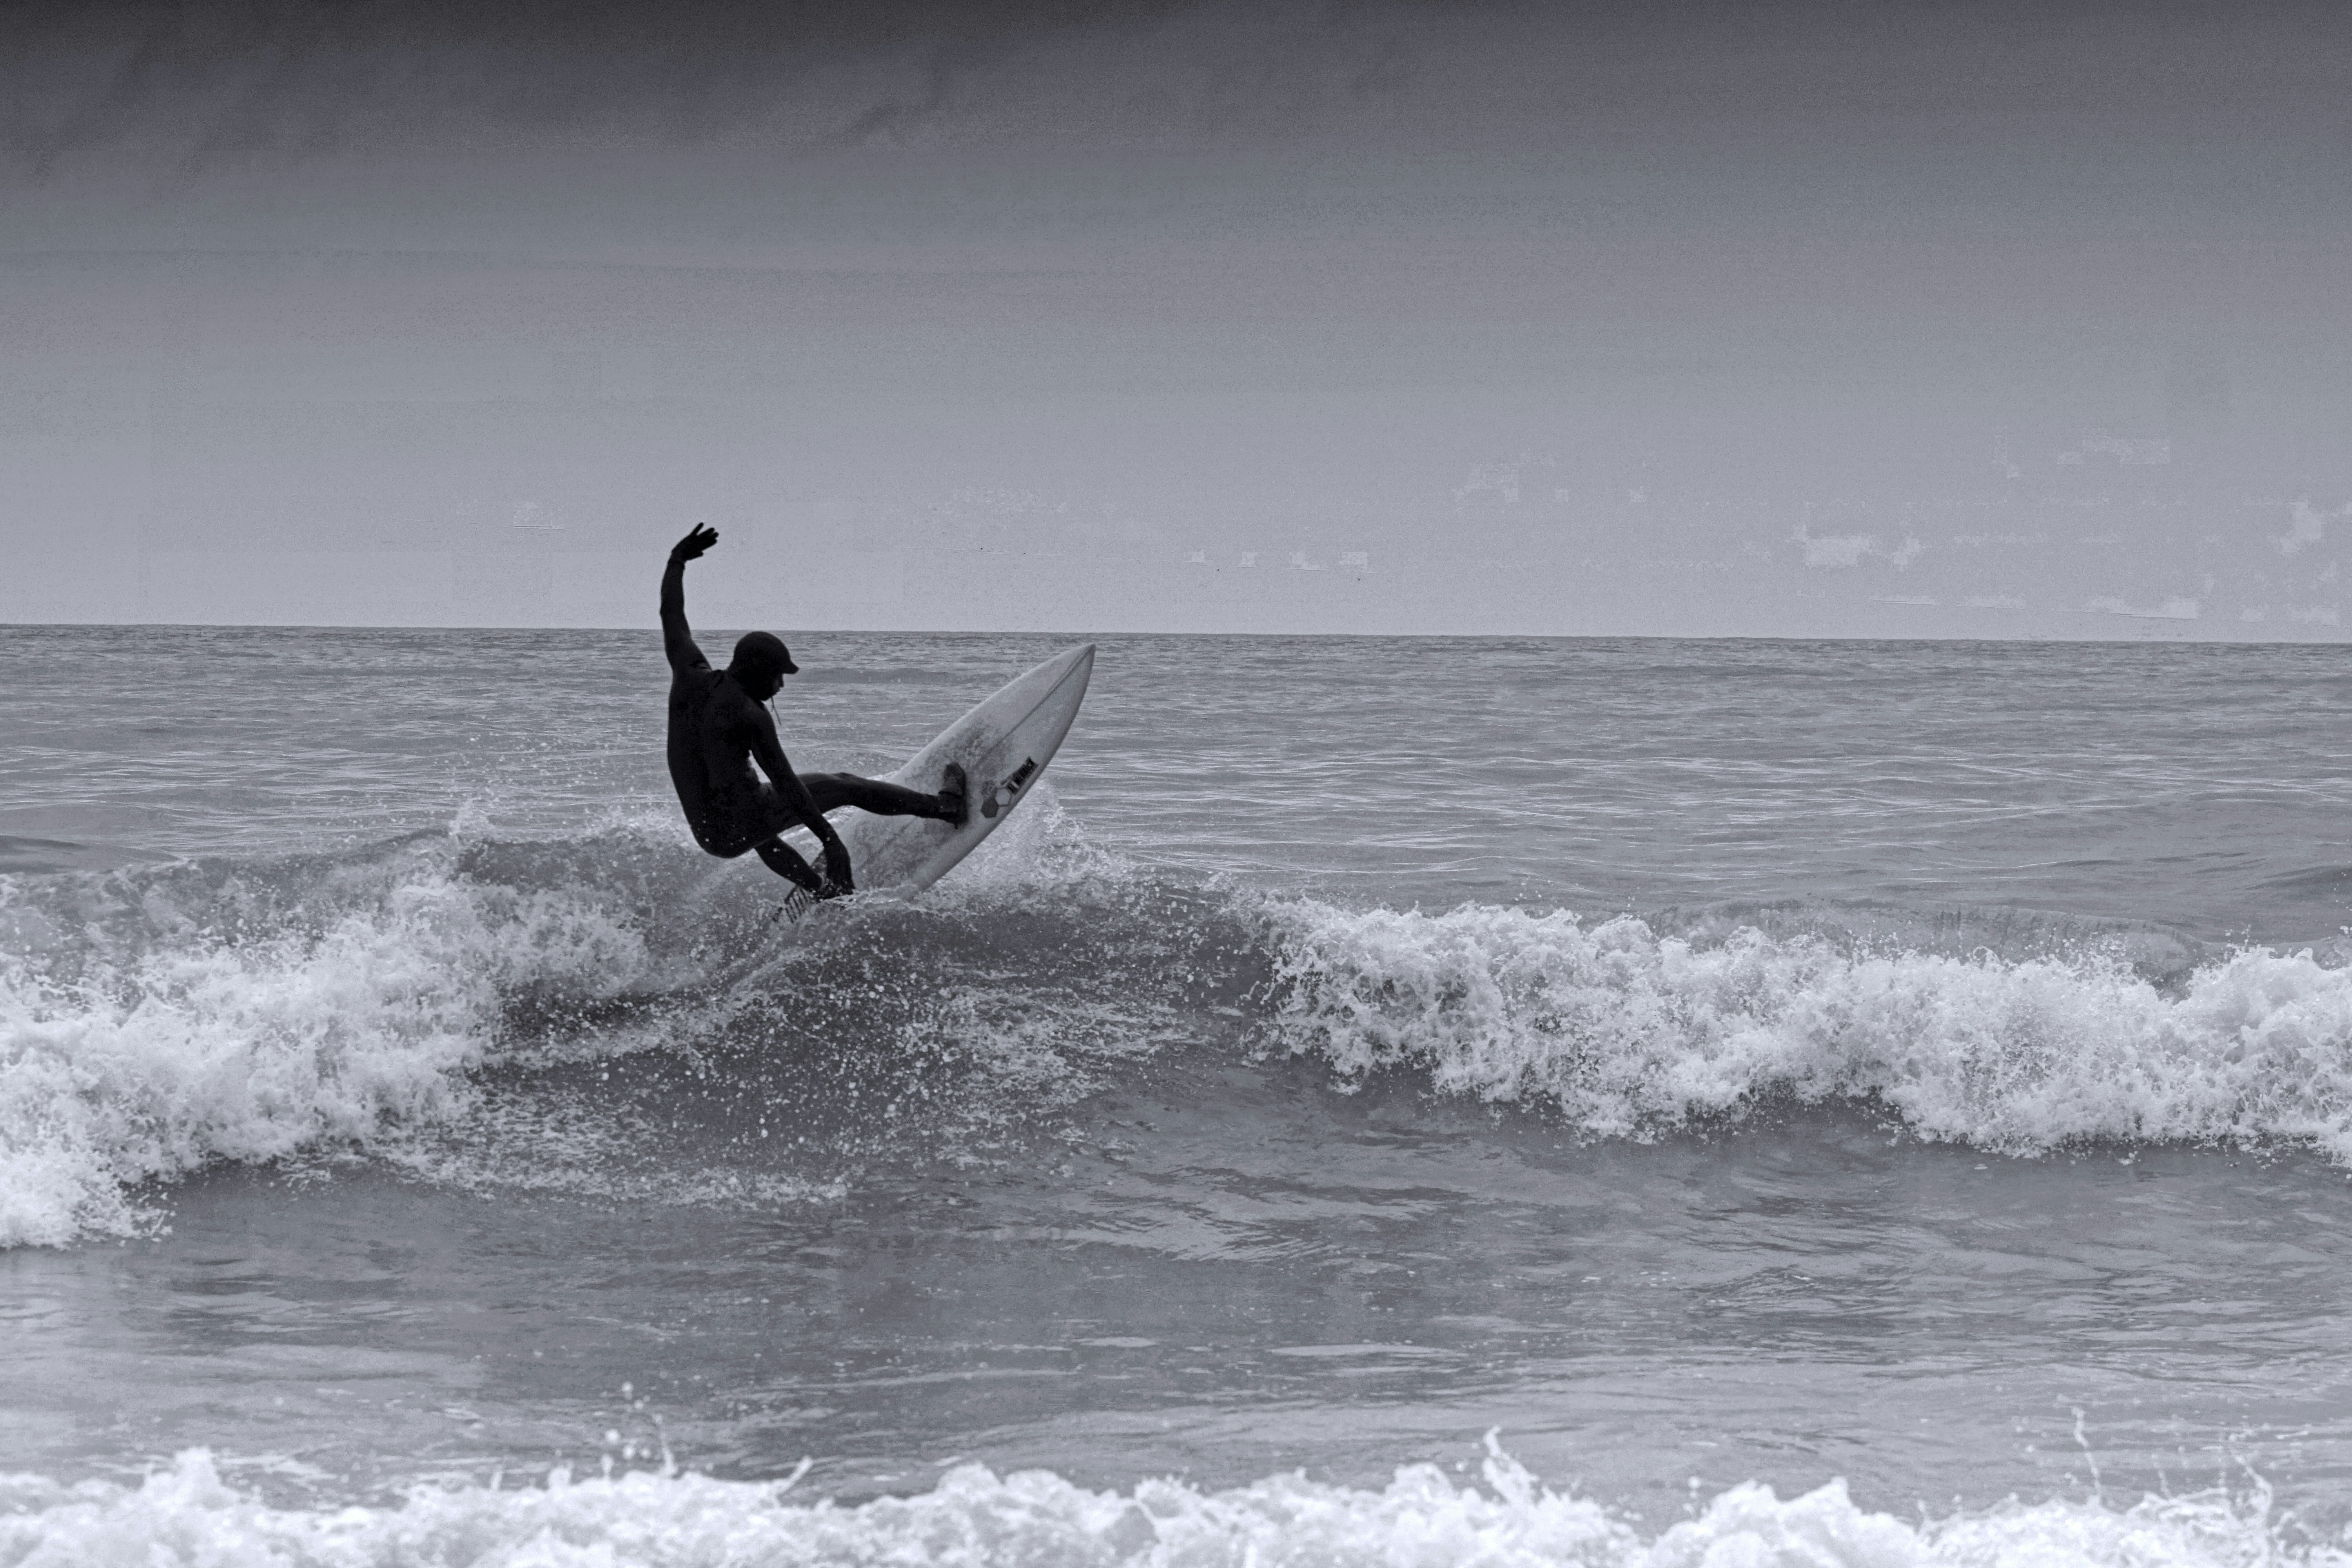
[670,523,718,562]
[819,838,854,897]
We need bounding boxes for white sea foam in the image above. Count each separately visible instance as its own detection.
[0,1441,2336,1568]
[0,794,1158,1248]
[19,802,2352,1252]
[912,782,1135,909]
[1262,900,2352,1159]
[0,839,653,1249]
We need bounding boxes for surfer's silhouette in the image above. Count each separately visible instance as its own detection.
[662,524,966,900]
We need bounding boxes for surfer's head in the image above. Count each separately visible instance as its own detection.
[728,631,799,699]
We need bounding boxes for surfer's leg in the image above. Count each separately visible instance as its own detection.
[801,770,964,824]
[725,786,831,895]
[752,836,828,895]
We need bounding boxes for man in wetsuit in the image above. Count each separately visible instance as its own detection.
[661,524,965,899]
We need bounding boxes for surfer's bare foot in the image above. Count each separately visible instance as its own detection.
[936,763,969,827]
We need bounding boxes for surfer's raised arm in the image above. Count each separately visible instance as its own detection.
[661,524,718,673]
[657,524,965,905]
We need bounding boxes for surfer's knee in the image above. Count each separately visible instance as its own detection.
[692,826,750,858]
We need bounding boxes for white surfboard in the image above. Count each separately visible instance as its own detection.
[781,643,1094,901]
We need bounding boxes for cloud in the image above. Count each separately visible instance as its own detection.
[2086,595,2200,621]
[2,0,1172,172]
[1791,525,1874,568]
[8,0,2349,206]
[2276,499,2346,557]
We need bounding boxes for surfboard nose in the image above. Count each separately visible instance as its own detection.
[1049,642,1095,693]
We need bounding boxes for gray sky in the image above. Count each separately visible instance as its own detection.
[5,0,2349,635]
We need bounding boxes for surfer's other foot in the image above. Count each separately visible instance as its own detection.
[937,763,969,827]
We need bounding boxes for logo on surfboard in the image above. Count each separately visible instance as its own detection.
[981,757,1038,819]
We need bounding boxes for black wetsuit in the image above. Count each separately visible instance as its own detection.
[661,547,949,893]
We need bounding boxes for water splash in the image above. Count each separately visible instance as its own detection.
[1261,898,2352,1159]
[0,837,653,1247]
[0,1441,2335,1568]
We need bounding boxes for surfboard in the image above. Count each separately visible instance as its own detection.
[777,643,1094,904]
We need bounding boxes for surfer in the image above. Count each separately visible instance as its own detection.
[661,524,966,899]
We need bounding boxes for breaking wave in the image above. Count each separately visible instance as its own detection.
[1260,899,2352,1158]
[0,1439,2335,1568]
[0,787,1198,1250]
[10,788,2352,1251]
[0,834,659,1248]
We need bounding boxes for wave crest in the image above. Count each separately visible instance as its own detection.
[0,797,1170,1249]
[1262,900,2352,1158]
[0,1442,2327,1568]
[0,838,653,1248]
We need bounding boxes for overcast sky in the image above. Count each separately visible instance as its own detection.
[4,0,2349,636]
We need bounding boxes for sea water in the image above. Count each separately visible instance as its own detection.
[2,625,2350,1566]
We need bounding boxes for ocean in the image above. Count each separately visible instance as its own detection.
[3,624,2350,1566]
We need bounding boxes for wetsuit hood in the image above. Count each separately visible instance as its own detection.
[731,630,798,679]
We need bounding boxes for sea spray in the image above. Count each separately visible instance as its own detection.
[1260,899,2352,1159]
[0,1440,2336,1568]
[0,837,652,1248]
[0,796,1199,1248]
[17,798,2352,1252]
